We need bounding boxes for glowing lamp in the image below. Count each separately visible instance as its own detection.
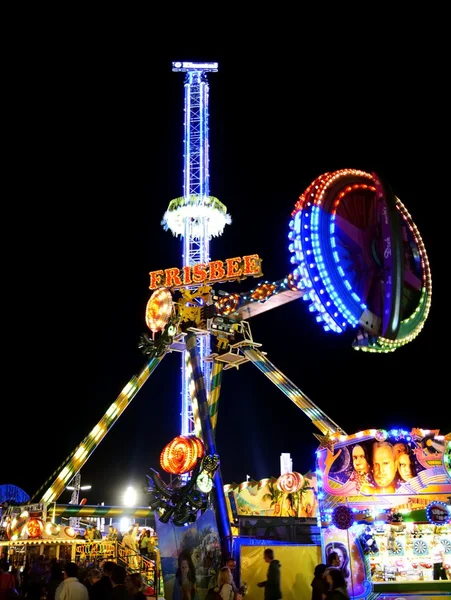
[145,288,173,333]
[26,518,44,538]
[250,283,277,301]
[64,526,76,538]
[215,293,240,315]
[9,515,27,539]
[46,522,60,536]
[375,429,388,441]
[123,486,137,507]
[197,472,213,493]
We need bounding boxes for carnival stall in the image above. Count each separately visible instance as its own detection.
[317,427,451,599]
[0,503,80,564]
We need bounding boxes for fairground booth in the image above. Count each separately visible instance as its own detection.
[318,427,451,599]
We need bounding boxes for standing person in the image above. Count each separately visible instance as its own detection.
[125,574,146,600]
[324,568,349,600]
[139,530,151,558]
[92,561,114,600]
[21,560,30,598]
[55,563,88,600]
[216,567,234,600]
[224,557,238,595]
[0,563,16,600]
[27,556,48,600]
[83,569,101,600]
[257,549,282,600]
[132,523,140,546]
[110,566,128,600]
[311,564,328,600]
[46,563,63,600]
[430,535,447,580]
[122,529,138,570]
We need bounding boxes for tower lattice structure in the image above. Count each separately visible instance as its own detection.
[68,472,81,529]
[162,61,231,436]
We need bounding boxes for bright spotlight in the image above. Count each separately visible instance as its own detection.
[123,486,137,507]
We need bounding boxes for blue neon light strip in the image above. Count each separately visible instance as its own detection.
[289,200,367,332]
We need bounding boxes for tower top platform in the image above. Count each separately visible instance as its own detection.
[172,61,218,72]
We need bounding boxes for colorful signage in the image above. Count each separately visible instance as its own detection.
[318,428,451,501]
[149,254,263,290]
[225,472,318,518]
[426,500,451,525]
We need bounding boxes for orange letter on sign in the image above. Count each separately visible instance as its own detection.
[209,260,226,281]
[149,270,164,290]
[243,254,262,276]
[225,257,242,278]
[182,266,192,285]
[193,263,208,283]
[164,268,183,288]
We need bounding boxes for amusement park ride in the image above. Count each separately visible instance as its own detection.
[2,60,447,598]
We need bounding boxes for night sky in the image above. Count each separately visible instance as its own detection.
[2,41,443,509]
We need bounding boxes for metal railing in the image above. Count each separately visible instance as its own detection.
[74,540,164,598]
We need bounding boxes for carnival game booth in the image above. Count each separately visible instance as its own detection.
[318,427,451,599]
[0,503,82,565]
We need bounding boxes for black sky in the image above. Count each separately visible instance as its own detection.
[2,37,444,508]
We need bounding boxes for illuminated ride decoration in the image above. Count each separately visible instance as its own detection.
[28,169,433,546]
[288,169,432,353]
[318,428,451,598]
[6,513,28,540]
[26,518,44,538]
[148,254,262,290]
[145,288,173,333]
[160,435,205,474]
[146,456,218,527]
[331,504,354,530]
[277,471,304,493]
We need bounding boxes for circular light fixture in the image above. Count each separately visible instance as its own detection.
[331,505,355,530]
[197,473,213,493]
[145,288,173,333]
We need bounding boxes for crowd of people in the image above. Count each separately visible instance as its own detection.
[77,524,157,571]
[0,558,154,600]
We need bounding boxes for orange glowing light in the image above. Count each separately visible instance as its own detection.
[145,288,173,333]
[26,518,44,538]
[250,283,276,301]
[215,293,240,316]
[64,526,76,538]
[160,435,205,474]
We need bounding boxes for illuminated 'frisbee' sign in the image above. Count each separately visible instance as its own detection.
[149,254,262,290]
